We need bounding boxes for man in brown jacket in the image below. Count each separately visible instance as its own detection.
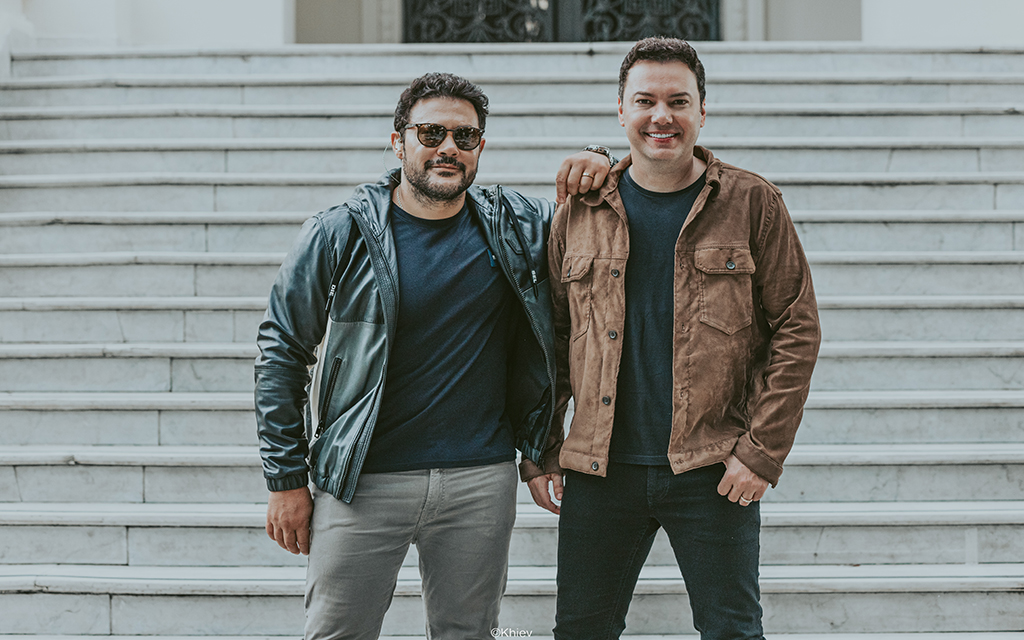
[522,38,821,639]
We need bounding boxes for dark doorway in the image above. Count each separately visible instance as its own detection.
[403,0,720,43]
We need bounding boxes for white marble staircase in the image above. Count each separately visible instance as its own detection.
[1,42,1024,638]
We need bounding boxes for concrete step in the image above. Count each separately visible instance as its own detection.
[2,210,1022,254]
[0,296,264,343]
[1,172,1022,212]
[0,392,255,446]
[5,249,1024,297]
[1,563,1023,634]
[1,443,1023,504]
[7,637,1022,640]
[4,73,1024,107]
[3,390,1024,448]
[2,500,1022,567]
[3,137,1024,177]
[12,43,1024,78]
[1,294,1021,344]
[811,341,1024,391]
[1,341,1020,393]
[2,103,1021,141]
[0,343,256,392]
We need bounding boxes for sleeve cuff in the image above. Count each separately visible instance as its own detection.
[266,471,309,492]
[733,435,783,487]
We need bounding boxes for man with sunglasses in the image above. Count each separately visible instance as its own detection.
[255,72,609,639]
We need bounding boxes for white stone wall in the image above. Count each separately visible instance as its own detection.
[862,0,1024,47]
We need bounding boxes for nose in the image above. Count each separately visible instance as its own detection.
[436,130,460,155]
[651,101,673,124]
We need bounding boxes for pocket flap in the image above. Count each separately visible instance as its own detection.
[694,247,755,275]
[561,255,594,282]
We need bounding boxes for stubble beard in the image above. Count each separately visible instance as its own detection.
[402,154,477,205]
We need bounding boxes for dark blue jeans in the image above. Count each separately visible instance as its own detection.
[553,463,764,640]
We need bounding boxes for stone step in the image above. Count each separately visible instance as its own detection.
[0,296,265,343]
[4,249,1024,296]
[1,563,1023,634]
[4,72,1024,107]
[12,43,1024,78]
[2,637,1022,640]
[1,341,1021,393]
[6,637,1023,640]
[1,501,1022,567]
[3,137,1024,176]
[1,172,1022,212]
[1,103,1021,141]
[3,390,1024,447]
[1,294,1021,343]
[1,443,1022,504]
[2,210,1022,254]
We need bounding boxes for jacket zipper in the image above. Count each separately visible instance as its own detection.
[313,357,343,439]
[339,204,398,500]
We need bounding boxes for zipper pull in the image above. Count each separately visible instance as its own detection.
[324,283,337,311]
[487,248,496,268]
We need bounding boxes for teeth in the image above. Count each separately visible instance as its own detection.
[648,133,675,139]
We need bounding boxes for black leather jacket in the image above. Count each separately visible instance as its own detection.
[255,171,557,502]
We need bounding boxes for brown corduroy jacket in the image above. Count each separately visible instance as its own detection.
[520,147,820,486]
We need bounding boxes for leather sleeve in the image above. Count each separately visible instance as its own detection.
[519,199,570,482]
[255,213,342,492]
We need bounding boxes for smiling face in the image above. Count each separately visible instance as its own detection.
[391,97,485,205]
[618,60,705,170]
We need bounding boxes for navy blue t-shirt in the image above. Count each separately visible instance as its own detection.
[360,201,516,473]
[609,167,707,465]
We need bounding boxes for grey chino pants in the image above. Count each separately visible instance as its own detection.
[304,461,518,640]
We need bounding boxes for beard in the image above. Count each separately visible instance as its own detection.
[402,154,477,204]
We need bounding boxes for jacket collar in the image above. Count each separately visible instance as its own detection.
[583,145,722,209]
[352,169,497,235]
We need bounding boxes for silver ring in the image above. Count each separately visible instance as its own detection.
[582,173,593,178]
[739,497,752,505]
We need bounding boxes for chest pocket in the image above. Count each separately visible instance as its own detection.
[694,246,755,335]
[562,254,594,341]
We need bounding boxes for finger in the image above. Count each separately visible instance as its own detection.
[564,164,585,198]
[283,529,300,555]
[529,483,559,515]
[297,524,311,556]
[589,165,610,191]
[717,474,732,497]
[273,524,290,552]
[266,518,275,541]
[577,173,595,195]
[552,474,564,501]
[555,162,571,204]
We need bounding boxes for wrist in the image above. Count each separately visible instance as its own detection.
[583,144,617,167]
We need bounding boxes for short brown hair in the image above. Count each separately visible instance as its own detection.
[393,72,489,135]
[618,37,706,105]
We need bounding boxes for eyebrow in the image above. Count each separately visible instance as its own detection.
[632,91,693,99]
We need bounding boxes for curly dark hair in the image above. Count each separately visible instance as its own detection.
[393,72,489,135]
[618,36,706,105]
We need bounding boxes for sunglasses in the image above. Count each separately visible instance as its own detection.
[404,123,484,151]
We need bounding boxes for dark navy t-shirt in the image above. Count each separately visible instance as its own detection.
[360,201,516,473]
[609,167,707,465]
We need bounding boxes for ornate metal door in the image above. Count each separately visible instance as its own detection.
[403,0,719,43]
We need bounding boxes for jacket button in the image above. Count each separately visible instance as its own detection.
[611,269,620,277]
[726,260,736,270]
[601,396,611,405]
[608,330,617,339]
[592,462,600,471]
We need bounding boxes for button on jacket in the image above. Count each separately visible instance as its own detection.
[256,170,558,503]
[522,147,820,486]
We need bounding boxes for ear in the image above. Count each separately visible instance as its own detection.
[477,137,486,154]
[390,131,403,158]
[617,97,625,127]
[699,101,706,128]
